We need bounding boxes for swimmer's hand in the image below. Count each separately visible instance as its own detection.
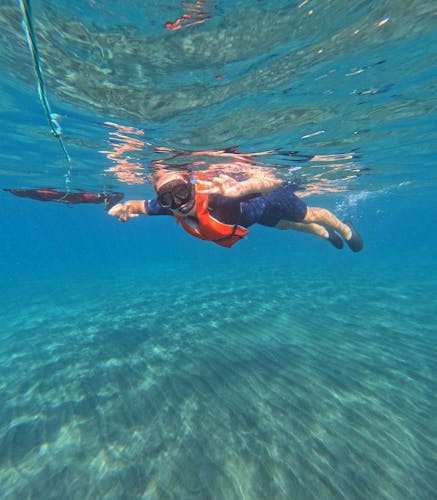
[108,200,146,222]
[196,173,281,198]
[196,174,243,198]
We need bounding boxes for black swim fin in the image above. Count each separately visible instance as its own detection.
[327,229,344,249]
[343,220,364,252]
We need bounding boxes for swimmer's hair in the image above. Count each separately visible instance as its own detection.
[151,168,192,190]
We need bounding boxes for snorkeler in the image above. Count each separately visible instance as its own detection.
[5,188,124,210]
[108,169,363,251]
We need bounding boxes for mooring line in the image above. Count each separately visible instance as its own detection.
[19,0,72,193]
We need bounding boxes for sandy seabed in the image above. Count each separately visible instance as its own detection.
[0,265,436,499]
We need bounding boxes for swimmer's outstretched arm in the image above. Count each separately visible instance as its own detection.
[108,200,146,222]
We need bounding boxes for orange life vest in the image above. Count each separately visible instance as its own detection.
[175,191,248,248]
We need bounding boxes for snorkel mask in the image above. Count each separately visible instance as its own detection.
[157,178,194,213]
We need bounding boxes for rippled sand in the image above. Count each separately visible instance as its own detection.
[0,265,435,499]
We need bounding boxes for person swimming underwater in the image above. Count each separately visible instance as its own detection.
[108,168,363,251]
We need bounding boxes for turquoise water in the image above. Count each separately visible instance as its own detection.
[1,1,436,498]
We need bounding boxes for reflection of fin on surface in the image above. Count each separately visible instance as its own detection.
[4,188,124,208]
[104,192,124,210]
[344,220,364,252]
[4,188,63,202]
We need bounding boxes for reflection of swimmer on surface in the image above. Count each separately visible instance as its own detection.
[164,0,212,31]
[101,121,146,185]
[100,120,364,194]
[5,188,123,210]
[147,144,364,196]
[108,167,363,251]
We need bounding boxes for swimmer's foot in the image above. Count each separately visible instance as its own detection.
[343,220,364,252]
[327,229,344,249]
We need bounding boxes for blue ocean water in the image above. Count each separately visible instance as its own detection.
[0,1,436,498]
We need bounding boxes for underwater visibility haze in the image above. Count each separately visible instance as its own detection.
[0,0,436,498]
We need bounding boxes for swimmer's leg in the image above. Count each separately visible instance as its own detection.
[303,207,351,238]
[275,220,344,249]
[303,207,363,252]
